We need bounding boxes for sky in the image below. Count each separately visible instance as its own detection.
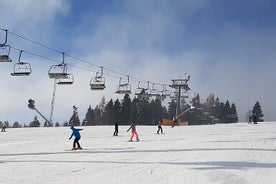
[0,0,276,125]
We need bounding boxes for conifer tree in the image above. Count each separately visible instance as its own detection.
[83,105,95,126]
[113,99,121,122]
[252,101,264,122]
[69,106,81,126]
[104,99,115,125]
[29,116,40,127]
[120,94,132,124]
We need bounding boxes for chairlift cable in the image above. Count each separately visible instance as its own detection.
[3,28,174,88]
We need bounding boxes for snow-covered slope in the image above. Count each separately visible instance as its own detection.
[0,122,275,184]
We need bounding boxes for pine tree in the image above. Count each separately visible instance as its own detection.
[104,99,115,125]
[120,94,132,124]
[252,101,264,122]
[230,103,238,122]
[69,106,81,126]
[113,99,121,122]
[12,121,21,128]
[168,100,177,118]
[83,105,95,126]
[29,116,40,127]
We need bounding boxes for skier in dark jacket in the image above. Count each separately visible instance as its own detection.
[157,120,164,134]
[69,126,83,150]
[113,121,119,136]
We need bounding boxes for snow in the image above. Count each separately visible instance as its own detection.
[0,122,276,184]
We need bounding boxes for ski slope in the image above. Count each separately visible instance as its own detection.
[0,122,275,184]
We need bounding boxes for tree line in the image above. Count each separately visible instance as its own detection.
[69,93,240,126]
[7,93,265,128]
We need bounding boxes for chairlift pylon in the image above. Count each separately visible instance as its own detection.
[0,29,12,62]
[48,52,68,79]
[115,76,131,94]
[11,50,32,76]
[90,66,106,90]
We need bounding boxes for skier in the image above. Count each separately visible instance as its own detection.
[172,117,177,127]
[127,122,139,142]
[1,121,7,132]
[157,120,164,134]
[69,126,83,150]
[113,121,119,136]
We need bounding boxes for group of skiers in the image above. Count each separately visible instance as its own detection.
[69,119,165,150]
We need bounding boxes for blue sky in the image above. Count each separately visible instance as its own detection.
[0,0,276,124]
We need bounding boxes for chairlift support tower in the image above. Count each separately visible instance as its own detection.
[169,76,191,119]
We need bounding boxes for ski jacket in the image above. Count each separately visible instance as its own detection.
[69,127,83,139]
[127,122,136,132]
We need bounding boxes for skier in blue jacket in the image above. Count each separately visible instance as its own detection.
[69,126,83,150]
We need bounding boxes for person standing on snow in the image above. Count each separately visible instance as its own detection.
[69,126,83,150]
[157,120,164,134]
[113,121,119,136]
[1,121,7,132]
[127,122,139,142]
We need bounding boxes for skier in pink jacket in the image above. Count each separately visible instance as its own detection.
[127,122,140,142]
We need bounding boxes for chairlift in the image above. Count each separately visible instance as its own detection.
[115,76,131,94]
[148,83,160,97]
[159,84,170,100]
[48,52,68,79]
[135,81,149,98]
[11,50,32,76]
[191,95,200,108]
[0,29,12,62]
[57,73,74,85]
[90,67,106,90]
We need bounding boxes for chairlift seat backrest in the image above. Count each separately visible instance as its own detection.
[11,62,32,76]
[48,64,68,79]
[0,55,11,62]
[0,45,12,62]
[90,76,106,90]
[57,74,74,85]
[116,83,131,94]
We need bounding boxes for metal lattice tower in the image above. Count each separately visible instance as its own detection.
[169,76,191,119]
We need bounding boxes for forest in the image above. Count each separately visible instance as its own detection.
[66,93,240,127]
[5,93,266,128]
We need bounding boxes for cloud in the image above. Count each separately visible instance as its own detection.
[1,0,275,124]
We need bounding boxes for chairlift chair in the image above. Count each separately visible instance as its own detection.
[11,62,32,76]
[57,73,74,85]
[148,83,160,97]
[90,76,106,90]
[48,63,68,79]
[0,45,12,62]
[116,83,131,94]
[115,77,131,94]
[159,84,170,100]
[134,81,149,98]
[90,67,106,90]
[0,29,12,62]
[11,51,32,76]
[48,52,69,79]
